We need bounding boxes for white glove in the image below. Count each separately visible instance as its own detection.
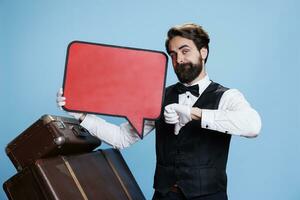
[164,105,179,124]
[164,103,192,135]
[56,88,84,120]
[56,88,66,109]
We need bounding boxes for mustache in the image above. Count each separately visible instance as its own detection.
[176,62,193,69]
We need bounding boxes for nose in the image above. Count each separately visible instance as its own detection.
[176,53,184,64]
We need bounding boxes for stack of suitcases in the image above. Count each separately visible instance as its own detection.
[3,114,145,200]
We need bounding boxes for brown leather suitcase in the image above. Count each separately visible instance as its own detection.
[3,166,44,200]
[3,149,145,200]
[6,114,101,171]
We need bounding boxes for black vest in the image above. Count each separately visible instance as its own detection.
[154,81,231,199]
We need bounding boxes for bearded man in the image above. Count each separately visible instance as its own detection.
[57,23,262,200]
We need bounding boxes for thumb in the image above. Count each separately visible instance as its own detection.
[57,88,63,97]
[174,123,181,135]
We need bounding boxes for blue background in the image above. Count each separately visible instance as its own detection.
[1,1,299,199]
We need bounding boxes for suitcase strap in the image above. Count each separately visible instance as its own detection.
[102,150,132,200]
[61,156,89,200]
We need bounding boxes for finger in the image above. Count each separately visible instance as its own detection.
[164,111,177,118]
[164,104,176,113]
[165,109,175,115]
[164,116,179,123]
[57,88,63,97]
[164,108,177,115]
[165,116,179,124]
[164,114,179,119]
[164,114,179,121]
[56,96,66,103]
[58,101,66,107]
[165,119,179,124]
[57,96,66,101]
[165,118,179,124]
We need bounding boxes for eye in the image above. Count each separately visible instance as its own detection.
[182,49,189,55]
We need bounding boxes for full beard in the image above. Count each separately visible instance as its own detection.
[174,61,203,84]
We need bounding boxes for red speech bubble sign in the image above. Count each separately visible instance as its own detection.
[62,41,168,138]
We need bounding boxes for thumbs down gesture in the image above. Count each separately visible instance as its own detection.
[164,103,192,135]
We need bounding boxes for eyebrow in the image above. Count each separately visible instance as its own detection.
[169,44,190,54]
[178,44,190,50]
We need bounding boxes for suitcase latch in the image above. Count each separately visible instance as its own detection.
[71,126,90,137]
[53,121,66,129]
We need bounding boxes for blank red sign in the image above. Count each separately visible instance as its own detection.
[63,41,168,138]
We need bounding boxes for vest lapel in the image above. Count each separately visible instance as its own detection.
[192,81,218,107]
[164,85,179,105]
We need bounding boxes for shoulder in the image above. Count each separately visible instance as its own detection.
[223,88,245,98]
[166,83,177,90]
[209,81,245,97]
[165,83,178,95]
[220,88,251,108]
[207,81,230,95]
[209,82,248,104]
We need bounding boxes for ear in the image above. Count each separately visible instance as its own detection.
[200,48,208,60]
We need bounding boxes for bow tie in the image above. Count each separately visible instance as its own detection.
[175,83,200,97]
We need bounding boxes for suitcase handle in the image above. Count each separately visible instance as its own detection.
[71,126,90,137]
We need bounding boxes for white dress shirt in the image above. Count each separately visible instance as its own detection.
[81,74,262,149]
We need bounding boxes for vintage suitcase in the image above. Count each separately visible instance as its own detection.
[3,149,145,200]
[3,166,44,200]
[6,114,101,171]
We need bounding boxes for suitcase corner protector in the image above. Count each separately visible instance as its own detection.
[41,114,55,124]
[5,146,11,154]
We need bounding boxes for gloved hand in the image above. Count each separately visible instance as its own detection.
[56,88,66,110]
[56,88,84,120]
[164,104,179,124]
[164,103,192,135]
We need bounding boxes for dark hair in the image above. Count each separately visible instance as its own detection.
[165,23,210,63]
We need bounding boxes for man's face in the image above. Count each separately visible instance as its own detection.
[168,36,203,84]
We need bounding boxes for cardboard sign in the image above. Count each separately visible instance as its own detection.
[63,41,168,138]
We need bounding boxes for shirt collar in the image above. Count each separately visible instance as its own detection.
[183,74,211,97]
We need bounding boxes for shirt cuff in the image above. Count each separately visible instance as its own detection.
[201,109,216,131]
[80,114,105,130]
